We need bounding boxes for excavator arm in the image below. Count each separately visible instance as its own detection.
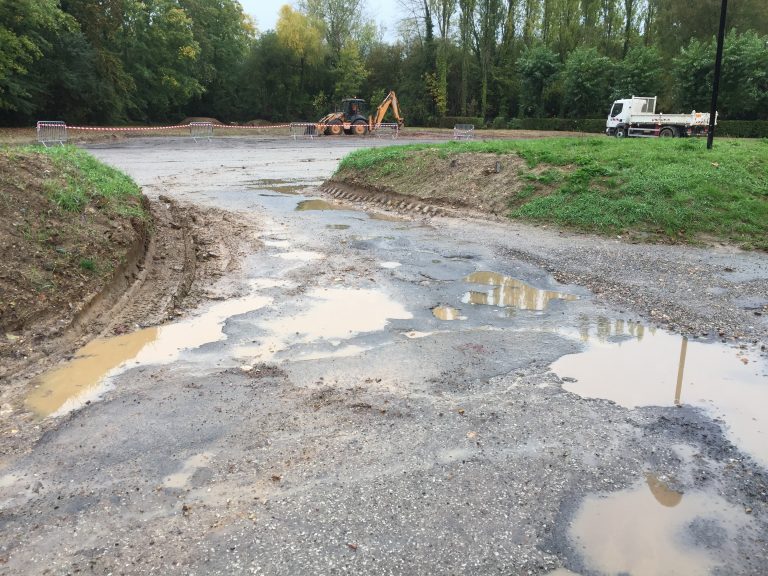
[369,91,404,130]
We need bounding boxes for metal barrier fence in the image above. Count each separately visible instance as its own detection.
[189,122,213,141]
[37,121,67,146]
[453,124,475,140]
[291,123,318,139]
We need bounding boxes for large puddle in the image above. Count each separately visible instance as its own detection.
[26,292,272,417]
[236,287,412,363]
[463,271,578,312]
[569,475,751,576]
[553,329,768,466]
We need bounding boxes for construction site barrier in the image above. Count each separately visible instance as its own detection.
[36,121,402,141]
[189,121,213,141]
[453,124,475,140]
[37,121,67,146]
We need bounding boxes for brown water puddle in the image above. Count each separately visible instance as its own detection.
[236,288,412,363]
[249,179,308,195]
[569,477,750,576]
[463,271,578,311]
[295,199,344,211]
[432,305,462,321]
[553,330,768,466]
[326,224,350,230]
[26,328,159,417]
[26,292,272,418]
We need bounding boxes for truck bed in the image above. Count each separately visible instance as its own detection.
[629,112,710,126]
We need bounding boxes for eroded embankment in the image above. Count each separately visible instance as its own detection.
[1,148,259,457]
[327,138,768,250]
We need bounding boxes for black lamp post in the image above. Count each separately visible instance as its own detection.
[707,0,728,149]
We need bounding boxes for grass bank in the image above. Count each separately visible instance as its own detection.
[335,137,768,250]
[1,145,147,333]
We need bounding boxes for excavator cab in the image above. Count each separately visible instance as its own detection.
[342,99,368,122]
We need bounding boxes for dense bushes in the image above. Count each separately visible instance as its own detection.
[425,116,485,129]
[716,121,768,138]
[506,118,606,133]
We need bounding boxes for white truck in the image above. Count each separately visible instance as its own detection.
[605,96,715,138]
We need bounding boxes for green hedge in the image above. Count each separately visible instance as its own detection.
[426,116,485,129]
[422,116,768,138]
[507,118,606,133]
[716,120,768,138]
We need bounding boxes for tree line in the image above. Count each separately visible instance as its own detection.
[1,0,767,126]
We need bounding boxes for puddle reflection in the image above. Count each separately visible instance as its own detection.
[463,271,577,311]
[569,478,749,576]
[432,306,462,321]
[554,330,768,466]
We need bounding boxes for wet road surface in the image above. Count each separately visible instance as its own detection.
[1,137,766,575]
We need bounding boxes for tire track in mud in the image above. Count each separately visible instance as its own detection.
[1,196,260,458]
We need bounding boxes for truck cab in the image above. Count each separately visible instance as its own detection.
[606,96,657,137]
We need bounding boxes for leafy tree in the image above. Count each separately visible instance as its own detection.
[125,0,202,121]
[611,45,663,101]
[0,0,64,115]
[180,0,254,121]
[561,47,614,117]
[517,44,560,117]
[334,41,369,99]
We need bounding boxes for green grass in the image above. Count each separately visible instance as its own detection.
[337,137,768,249]
[21,145,146,219]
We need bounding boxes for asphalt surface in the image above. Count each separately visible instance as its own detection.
[0,136,766,575]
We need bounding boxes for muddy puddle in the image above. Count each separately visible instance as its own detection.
[236,287,412,363]
[295,199,345,211]
[463,271,578,312]
[248,179,311,195]
[326,224,350,230]
[26,292,272,417]
[432,305,463,321]
[569,475,751,576]
[553,329,768,466]
[368,212,406,222]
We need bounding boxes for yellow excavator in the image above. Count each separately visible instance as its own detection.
[313,90,404,136]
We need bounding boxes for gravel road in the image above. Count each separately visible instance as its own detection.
[0,136,765,575]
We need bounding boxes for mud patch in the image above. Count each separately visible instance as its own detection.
[2,196,262,455]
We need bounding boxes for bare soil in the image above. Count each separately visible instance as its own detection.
[0,157,259,457]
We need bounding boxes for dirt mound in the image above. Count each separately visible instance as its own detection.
[331,151,564,217]
[0,152,146,339]
[180,117,223,125]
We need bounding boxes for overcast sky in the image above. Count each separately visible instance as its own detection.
[239,0,400,40]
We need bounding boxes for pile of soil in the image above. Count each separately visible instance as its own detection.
[332,151,564,217]
[0,153,147,368]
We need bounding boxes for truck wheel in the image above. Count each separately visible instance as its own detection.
[615,126,626,138]
[659,127,675,138]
